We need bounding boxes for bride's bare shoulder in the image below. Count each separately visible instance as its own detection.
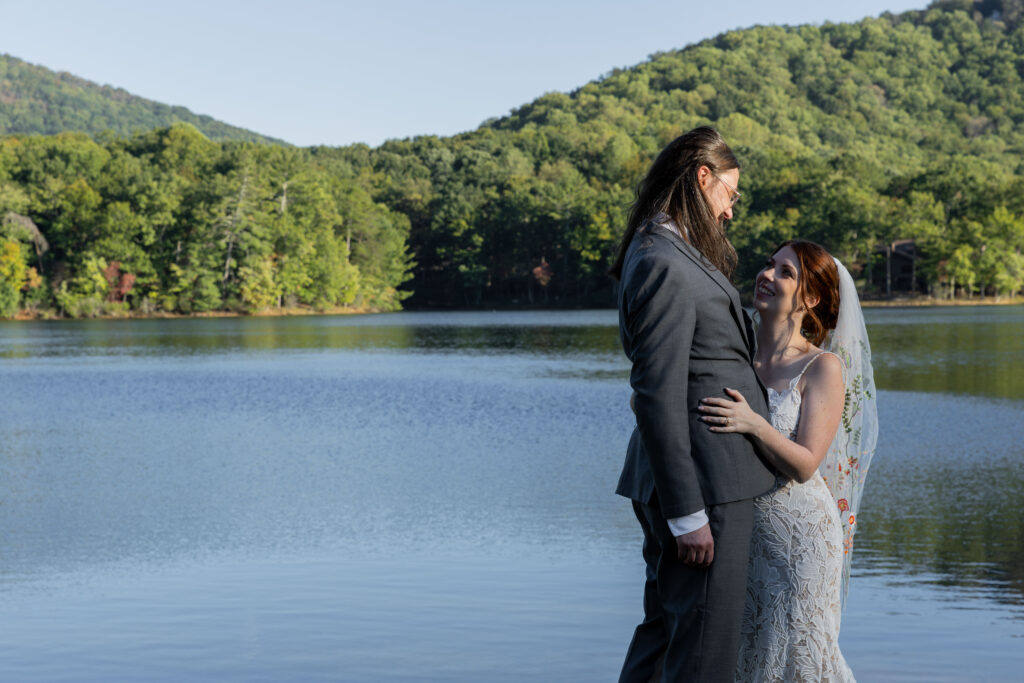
[801,350,843,393]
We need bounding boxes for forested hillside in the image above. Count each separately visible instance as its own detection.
[0,54,283,144]
[0,126,410,317]
[332,0,1024,307]
[1,0,1023,318]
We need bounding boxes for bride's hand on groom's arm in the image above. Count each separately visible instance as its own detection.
[701,375,842,483]
[697,388,767,438]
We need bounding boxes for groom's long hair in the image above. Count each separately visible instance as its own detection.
[610,126,739,280]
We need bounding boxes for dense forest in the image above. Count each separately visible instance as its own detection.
[0,127,411,317]
[0,54,283,144]
[2,0,1024,317]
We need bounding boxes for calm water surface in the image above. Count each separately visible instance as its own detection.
[1,307,1022,681]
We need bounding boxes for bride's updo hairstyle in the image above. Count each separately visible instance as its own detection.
[774,239,841,346]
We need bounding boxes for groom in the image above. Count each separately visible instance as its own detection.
[610,128,775,683]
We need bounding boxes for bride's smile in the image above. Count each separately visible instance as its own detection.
[753,246,808,318]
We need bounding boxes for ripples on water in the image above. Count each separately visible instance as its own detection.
[0,307,1022,681]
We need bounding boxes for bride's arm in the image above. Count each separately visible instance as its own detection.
[699,354,844,483]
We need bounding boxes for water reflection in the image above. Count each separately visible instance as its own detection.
[4,307,1019,399]
[855,393,1024,609]
[867,306,1024,400]
[0,313,621,360]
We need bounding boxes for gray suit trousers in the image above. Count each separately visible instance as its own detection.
[619,493,754,683]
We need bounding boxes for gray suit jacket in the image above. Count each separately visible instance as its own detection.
[616,220,776,519]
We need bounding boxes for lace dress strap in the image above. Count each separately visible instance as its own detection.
[789,351,838,389]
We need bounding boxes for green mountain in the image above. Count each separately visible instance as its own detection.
[310,0,1024,307]
[0,54,285,144]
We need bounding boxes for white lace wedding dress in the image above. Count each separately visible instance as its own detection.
[735,353,855,682]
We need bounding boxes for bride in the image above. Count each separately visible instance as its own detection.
[697,239,877,682]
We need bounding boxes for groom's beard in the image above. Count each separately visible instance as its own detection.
[714,217,731,237]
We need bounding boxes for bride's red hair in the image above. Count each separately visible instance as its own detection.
[773,240,840,346]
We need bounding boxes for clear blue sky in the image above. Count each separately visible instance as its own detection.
[0,0,928,147]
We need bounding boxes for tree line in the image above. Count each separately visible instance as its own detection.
[0,125,411,317]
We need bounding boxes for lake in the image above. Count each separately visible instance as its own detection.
[1,307,1022,682]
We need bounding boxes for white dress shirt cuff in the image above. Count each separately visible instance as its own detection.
[667,509,709,537]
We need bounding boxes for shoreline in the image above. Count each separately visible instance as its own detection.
[5,305,378,323]
[739,295,1024,309]
[858,296,1024,307]
[2,296,1021,322]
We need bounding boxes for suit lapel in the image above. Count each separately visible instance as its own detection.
[742,308,757,360]
[649,223,753,357]
[742,307,770,405]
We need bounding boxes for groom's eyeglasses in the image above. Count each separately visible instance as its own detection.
[716,174,742,207]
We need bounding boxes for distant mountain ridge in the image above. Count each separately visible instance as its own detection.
[0,54,285,144]
[313,0,1024,307]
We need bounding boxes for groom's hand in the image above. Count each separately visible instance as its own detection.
[676,523,714,568]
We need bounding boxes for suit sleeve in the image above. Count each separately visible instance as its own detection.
[624,251,704,519]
